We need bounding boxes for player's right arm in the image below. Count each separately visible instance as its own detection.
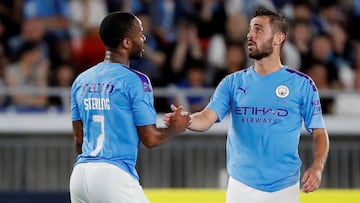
[164,104,218,132]
[137,106,190,148]
[187,108,218,132]
[72,120,84,154]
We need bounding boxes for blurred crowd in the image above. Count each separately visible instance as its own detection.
[0,0,360,113]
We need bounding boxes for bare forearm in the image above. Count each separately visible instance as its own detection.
[139,116,189,148]
[72,121,84,155]
[149,127,182,147]
[187,109,217,132]
[75,143,82,155]
[312,129,329,171]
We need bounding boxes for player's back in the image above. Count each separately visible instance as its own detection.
[71,62,151,179]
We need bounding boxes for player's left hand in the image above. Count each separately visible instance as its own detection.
[301,165,323,193]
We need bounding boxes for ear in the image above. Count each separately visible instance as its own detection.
[274,33,286,46]
[121,38,132,49]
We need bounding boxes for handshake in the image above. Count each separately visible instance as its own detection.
[163,104,192,134]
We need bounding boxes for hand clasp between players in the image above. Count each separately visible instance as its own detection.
[164,104,191,133]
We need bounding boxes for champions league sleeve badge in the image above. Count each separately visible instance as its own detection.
[275,85,290,98]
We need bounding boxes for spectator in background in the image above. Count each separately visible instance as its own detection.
[0,19,7,109]
[303,61,335,114]
[184,0,226,52]
[150,0,187,47]
[167,17,204,84]
[0,0,22,25]
[280,39,301,70]
[105,0,149,14]
[48,62,75,111]
[304,61,330,89]
[23,0,72,65]
[69,0,108,38]
[172,58,210,113]
[308,34,341,89]
[353,40,360,71]
[212,40,247,86]
[7,18,49,62]
[312,0,344,35]
[224,0,276,19]
[207,12,248,71]
[354,68,360,90]
[291,0,313,21]
[353,40,360,90]
[288,19,313,69]
[0,0,22,55]
[0,43,8,109]
[53,63,75,87]
[5,41,49,112]
[69,0,107,74]
[329,22,354,89]
[281,0,313,22]
[347,0,360,40]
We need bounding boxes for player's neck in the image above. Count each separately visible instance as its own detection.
[253,55,283,76]
[103,50,130,66]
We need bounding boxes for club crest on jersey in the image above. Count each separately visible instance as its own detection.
[275,85,289,98]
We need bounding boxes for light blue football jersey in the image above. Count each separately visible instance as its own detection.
[71,62,156,180]
[206,66,325,192]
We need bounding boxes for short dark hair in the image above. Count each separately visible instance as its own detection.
[253,8,288,36]
[99,11,137,49]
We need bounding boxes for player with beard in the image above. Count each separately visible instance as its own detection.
[164,8,329,203]
[69,12,190,203]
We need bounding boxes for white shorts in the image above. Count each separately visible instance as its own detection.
[69,162,150,203]
[226,177,299,203]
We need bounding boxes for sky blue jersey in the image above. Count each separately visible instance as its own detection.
[71,62,156,180]
[206,66,325,192]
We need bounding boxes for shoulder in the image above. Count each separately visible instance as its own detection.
[222,67,251,83]
[283,67,317,91]
[284,67,310,80]
[226,67,251,78]
[214,68,250,91]
[127,68,152,92]
[71,64,100,88]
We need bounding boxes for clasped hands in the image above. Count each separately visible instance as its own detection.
[164,104,191,133]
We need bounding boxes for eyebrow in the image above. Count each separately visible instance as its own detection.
[252,23,264,28]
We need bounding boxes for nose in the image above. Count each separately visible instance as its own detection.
[246,31,252,39]
[247,28,255,40]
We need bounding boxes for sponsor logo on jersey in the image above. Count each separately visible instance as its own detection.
[235,106,288,116]
[235,106,288,124]
[82,83,115,94]
[312,99,322,114]
[237,86,248,95]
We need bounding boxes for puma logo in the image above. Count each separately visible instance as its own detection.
[238,87,248,95]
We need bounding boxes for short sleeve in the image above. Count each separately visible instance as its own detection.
[301,79,326,133]
[206,76,232,122]
[128,76,156,126]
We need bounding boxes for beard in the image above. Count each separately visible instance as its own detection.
[129,43,144,59]
[248,37,274,60]
[129,49,143,59]
[129,51,143,59]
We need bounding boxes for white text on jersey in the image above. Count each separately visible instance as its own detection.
[84,98,110,110]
